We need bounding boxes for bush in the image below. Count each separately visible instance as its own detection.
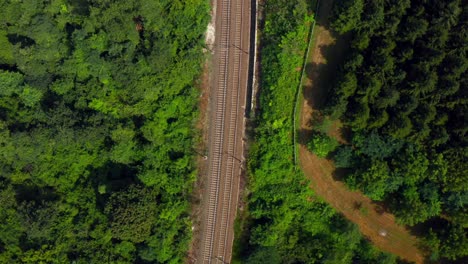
[333,145,357,168]
[307,133,339,158]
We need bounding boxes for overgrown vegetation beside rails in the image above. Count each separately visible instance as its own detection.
[236,0,397,263]
[0,0,209,262]
[321,0,467,261]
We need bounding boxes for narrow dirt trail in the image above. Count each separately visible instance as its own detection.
[298,1,424,263]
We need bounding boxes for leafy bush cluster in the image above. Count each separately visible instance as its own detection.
[307,132,339,158]
[0,0,209,262]
[327,0,467,261]
[238,1,397,263]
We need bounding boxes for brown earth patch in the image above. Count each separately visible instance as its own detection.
[298,1,425,263]
[187,59,211,263]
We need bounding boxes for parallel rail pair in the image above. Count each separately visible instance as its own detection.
[202,0,245,263]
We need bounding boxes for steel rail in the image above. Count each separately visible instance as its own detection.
[202,0,232,262]
[220,0,244,259]
[201,0,249,262]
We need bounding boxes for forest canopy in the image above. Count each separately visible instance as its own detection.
[324,0,467,261]
[0,0,209,262]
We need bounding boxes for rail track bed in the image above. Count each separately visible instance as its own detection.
[198,0,251,263]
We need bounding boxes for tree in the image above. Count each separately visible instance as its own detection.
[0,186,24,251]
[428,223,468,260]
[347,97,370,130]
[374,88,400,109]
[330,0,364,34]
[114,241,136,261]
[18,200,62,244]
[110,126,138,165]
[19,86,43,107]
[398,16,429,43]
[104,185,158,243]
[348,160,390,201]
[359,0,384,34]
[333,146,358,168]
[391,186,437,226]
[337,72,358,98]
[246,247,281,264]
[367,108,389,129]
[0,30,14,65]
[0,70,24,96]
[352,131,403,160]
[385,113,413,138]
[439,148,468,192]
[307,133,339,158]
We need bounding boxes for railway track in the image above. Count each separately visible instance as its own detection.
[198,0,250,263]
[217,0,243,259]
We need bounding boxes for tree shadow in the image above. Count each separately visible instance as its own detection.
[298,0,353,185]
[338,125,353,142]
[371,200,390,215]
[68,0,90,16]
[353,201,363,211]
[408,217,448,238]
[15,184,59,203]
[303,61,330,110]
[331,167,348,181]
[302,34,350,112]
[301,0,351,112]
[298,128,313,146]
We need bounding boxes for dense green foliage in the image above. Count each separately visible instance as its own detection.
[307,132,339,158]
[237,0,397,263]
[0,0,209,262]
[327,0,467,261]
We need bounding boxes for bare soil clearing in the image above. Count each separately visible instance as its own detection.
[298,1,424,263]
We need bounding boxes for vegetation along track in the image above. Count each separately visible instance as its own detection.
[198,0,251,263]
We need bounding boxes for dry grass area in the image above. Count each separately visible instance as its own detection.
[298,1,424,263]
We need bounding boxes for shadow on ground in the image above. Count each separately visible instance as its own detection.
[302,32,350,111]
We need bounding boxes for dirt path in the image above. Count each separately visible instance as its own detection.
[298,1,424,263]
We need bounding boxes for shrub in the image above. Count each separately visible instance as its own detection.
[307,133,339,158]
